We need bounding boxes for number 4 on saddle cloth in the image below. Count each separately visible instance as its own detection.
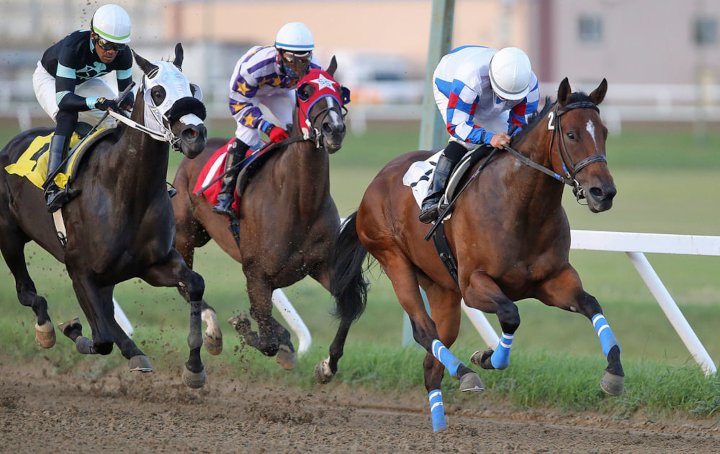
[4,127,113,192]
[193,138,281,216]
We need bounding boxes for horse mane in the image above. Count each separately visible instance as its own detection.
[511,91,595,146]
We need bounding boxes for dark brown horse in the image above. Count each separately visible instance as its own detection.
[172,61,367,381]
[0,44,213,388]
[331,78,621,431]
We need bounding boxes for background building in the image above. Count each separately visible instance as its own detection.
[0,0,718,128]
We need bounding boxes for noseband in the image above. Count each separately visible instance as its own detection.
[300,95,346,150]
[504,100,606,201]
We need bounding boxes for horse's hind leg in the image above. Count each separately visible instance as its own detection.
[421,283,474,432]
[311,267,350,383]
[0,228,55,348]
[141,249,207,388]
[381,255,481,391]
[537,265,624,396]
[173,208,222,355]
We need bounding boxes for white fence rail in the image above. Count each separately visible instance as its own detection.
[460,230,719,376]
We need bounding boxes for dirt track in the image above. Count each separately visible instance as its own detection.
[0,360,718,453]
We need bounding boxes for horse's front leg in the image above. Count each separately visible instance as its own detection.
[64,274,149,370]
[140,249,207,389]
[230,273,293,367]
[464,270,520,371]
[536,265,624,396]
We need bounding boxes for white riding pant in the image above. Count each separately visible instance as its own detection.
[33,61,117,128]
[234,90,296,147]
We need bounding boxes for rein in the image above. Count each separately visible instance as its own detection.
[424,100,606,240]
[505,100,606,201]
[195,135,306,195]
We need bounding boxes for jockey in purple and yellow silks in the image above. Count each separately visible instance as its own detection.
[418,46,540,224]
[214,21,321,216]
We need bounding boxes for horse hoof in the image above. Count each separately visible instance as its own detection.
[228,314,251,335]
[203,332,223,356]
[129,355,154,373]
[182,366,207,389]
[600,372,624,396]
[470,348,495,370]
[314,357,333,384]
[34,321,56,348]
[459,371,485,393]
[276,345,297,370]
[58,317,82,338]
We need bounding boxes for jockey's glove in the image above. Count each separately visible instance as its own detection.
[259,120,289,143]
[95,97,120,112]
[268,126,289,143]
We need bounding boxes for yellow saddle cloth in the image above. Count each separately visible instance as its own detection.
[4,128,108,189]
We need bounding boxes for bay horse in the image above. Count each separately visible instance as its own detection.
[172,60,368,382]
[0,44,215,388]
[331,78,621,431]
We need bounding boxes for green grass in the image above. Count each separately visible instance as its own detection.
[1,120,719,417]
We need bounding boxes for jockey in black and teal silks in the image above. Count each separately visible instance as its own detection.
[33,3,135,212]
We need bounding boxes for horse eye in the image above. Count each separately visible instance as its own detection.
[566,131,576,140]
[151,86,166,105]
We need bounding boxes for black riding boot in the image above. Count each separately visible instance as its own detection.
[44,134,70,213]
[418,150,462,224]
[213,139,249,216]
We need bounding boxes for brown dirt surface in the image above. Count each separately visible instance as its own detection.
[0,359,718,454]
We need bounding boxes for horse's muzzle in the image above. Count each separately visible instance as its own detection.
[586,183,617,213]
[180,124,208,159]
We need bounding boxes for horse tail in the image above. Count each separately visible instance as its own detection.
[330,211,369,322]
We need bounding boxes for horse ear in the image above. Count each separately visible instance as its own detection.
[589,78,608,106]
[557,77,571,106]
[326,56,337,77]
[133,50,158,76]
[173,43,184,69]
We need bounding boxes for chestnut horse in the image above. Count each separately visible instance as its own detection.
[172,61,367,382]
[0,44,213,388]
[331,78,621,431]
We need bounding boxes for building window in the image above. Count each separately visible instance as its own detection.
[694,17,717,46]
[578,15,603,43]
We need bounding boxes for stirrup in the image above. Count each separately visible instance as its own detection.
[213,195,235,216]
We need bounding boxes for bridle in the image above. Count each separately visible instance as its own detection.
[109,65,205,152]
[504,100,606,202]
[301,95,346,149]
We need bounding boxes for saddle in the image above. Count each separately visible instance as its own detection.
[4,124,114,191]
[402,145,496,282]
[194,139,286,216]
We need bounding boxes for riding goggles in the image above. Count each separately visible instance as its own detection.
[96,38,126,52]
[282,51,312,63]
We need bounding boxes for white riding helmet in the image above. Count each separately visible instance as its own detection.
[92,4,132,44]
[275,22,314,52]
[489,47,532,101]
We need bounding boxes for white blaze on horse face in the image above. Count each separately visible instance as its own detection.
[586,119,598,151]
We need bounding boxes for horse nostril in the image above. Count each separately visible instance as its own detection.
[183,127,199,141]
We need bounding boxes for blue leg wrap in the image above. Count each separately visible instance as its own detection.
[431,339,462,377]
[490,332,514,369]
[428,389,447,432]
[592,314,620,357]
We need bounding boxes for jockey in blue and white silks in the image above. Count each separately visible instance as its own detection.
[418,45,540,224]
[433,45,540,146]
[214,22,320,216]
